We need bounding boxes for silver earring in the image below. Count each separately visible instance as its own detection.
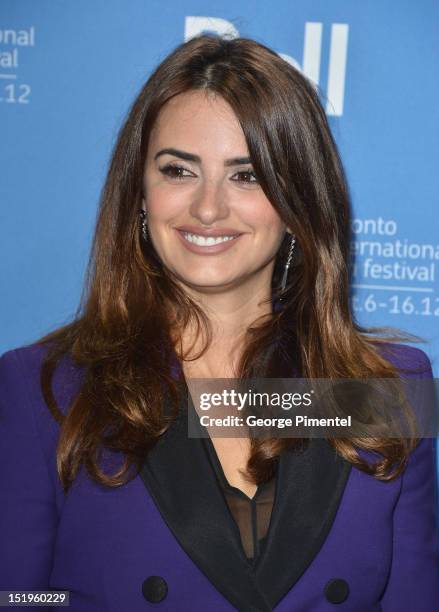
[280,234,296,295]
[139,209,148,242]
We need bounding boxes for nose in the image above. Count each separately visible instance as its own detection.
[188,180,230,226]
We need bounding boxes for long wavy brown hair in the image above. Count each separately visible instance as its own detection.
[36,34,426,492]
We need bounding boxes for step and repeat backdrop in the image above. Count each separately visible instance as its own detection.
[1,4,438,411]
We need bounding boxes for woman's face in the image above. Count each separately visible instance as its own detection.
[142,90,289,297]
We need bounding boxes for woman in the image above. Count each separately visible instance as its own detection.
[1,34,438,611]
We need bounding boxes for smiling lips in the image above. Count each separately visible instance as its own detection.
[175,227,243,255]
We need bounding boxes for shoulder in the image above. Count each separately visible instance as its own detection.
[0,342,48,385]
[356,342,436,472]
[0,343,50,428]
[0,342,84,448]
[0,342,83,402]
[373,341,433,378]
[375,343,437,500]
[372,341,435,444]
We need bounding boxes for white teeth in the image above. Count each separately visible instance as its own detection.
[182,232,238,246]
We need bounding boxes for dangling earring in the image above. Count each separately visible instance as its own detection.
[139,209,148,242]
[280,234,296,297]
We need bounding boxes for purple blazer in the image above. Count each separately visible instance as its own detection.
[1,342,439,611]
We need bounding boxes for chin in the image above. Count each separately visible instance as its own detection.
[175,274,238,292]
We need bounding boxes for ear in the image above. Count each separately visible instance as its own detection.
[286,226,293,235]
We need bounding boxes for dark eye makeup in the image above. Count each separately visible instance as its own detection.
[158,163,259,184]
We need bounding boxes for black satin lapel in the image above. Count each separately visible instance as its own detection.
[254,438,352,608]
[139,398,272,612]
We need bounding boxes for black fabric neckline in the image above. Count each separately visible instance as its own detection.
[202,435,276,502]
[201,435,279,563]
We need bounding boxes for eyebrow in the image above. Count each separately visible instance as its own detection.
[153,147,252,167]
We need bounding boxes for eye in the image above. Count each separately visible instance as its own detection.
[232,169,259,184]
[158,163,259,184]
[159,163,193,181]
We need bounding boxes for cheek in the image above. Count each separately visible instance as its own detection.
[243,194,282,225]
[145,186,184,221]
[251,203,285,239]
[258,211,287,252]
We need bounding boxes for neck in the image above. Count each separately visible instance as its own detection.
[170,278,275,377]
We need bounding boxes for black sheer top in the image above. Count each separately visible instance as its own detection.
[202,436,278,565]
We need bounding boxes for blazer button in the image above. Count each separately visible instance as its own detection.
[324,578,349,604]
[142,576,168,603]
